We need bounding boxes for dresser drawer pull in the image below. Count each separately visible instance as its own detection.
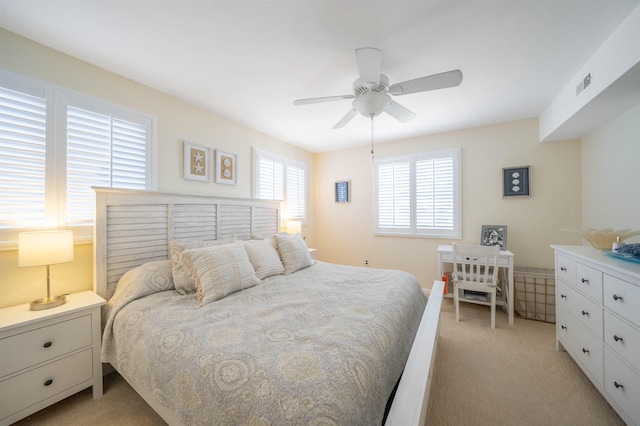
[581,278,589,284]
[560,267,567,272]
[560,294,567,299]
[612,294,623,301]
[561,325,567,330]
[614,381,624,389]
[582,348,589,354]
[44,379,53,387]
[613,335,624,342]
[581,310,589,317]
[43,341,53,348]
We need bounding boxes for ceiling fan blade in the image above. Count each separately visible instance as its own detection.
[385,101,416,123]
[389,69,463,96]
[355,47,382,86]
[332,108,358,129]
[293,95,355,106]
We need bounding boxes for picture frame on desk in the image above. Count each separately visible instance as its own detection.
[481,225,508,250]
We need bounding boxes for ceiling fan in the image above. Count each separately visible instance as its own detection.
[293,47,463,129]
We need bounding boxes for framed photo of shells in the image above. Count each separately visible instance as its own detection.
[216,150,237,185]
[184,141,212,182]
[503,166,530,197]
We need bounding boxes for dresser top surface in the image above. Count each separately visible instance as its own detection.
[551,245,640,281]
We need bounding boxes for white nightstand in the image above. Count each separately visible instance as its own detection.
[308,248,317,260]
[0,291,106,426]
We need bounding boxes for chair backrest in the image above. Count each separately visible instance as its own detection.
[451,243,500,286]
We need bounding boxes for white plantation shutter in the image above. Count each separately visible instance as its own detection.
[0,71,155,246]
[66,106,148,226]
[0,85,50,229]
[375,148,460,238]
[254,148,306,221]
[377,159,411,229]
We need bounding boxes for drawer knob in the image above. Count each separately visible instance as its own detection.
[560,267,567,272]
[581,278,589,284]
[581,310,589,317]
[613,335,624,342]
[582,348,589,354]
[613,294,623,301]
[561,325,567,330]
[43,341,52,348]
[614,381,624,389]
[44,379,53,387]
[561,294,567,299]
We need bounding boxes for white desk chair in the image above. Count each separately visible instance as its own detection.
[452,243,501,328]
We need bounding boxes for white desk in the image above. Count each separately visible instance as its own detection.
[437,244,515,325]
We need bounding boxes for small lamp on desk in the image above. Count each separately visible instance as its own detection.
[18,230,73,311]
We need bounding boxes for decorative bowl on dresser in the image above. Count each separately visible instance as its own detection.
[0,291,106,425]
[552,245,640,425]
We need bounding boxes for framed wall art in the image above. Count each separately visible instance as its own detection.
[216,150,237,185]
[481,225,508,250]
[335,180,351,203]
[184,141,212,182]
[503,166,530,197]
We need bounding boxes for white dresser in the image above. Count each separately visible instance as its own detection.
[0,291,106,425]
[552,245,640,426]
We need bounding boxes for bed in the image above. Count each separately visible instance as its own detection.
[94,188,444,426]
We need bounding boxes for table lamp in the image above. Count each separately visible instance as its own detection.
[286,220,302,236]
[18,230,73,310]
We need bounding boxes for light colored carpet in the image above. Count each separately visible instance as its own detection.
[14,298,623,425]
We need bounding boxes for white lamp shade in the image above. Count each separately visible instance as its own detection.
[286,220,302,235]
[18,230,74,267]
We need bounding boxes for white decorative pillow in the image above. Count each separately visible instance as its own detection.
[180,241,260,306]
[274,233,313,275]
[243,239,284,279]
[169,238,236,294]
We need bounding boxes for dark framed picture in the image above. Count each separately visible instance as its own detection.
[335,180,350,203]
[481,225,508,250]
[503,166,530,197]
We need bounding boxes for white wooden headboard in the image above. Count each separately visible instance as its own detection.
[93,188,281,300]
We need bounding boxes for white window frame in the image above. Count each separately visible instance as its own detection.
[253,148,307,222]
[374,148,461,239]
[0,70,157,248]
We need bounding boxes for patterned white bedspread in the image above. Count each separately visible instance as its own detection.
[102,261,427,425]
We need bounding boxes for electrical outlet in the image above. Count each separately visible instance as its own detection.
[365,259,369,265]
[583,73,591,89]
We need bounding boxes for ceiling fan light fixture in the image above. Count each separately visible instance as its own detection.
[353,92,391,118]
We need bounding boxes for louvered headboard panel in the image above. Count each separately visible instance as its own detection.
[94,188,281,301]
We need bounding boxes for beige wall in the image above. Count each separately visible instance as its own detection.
[315,118,583,289]
[0,30,315,308]
[581,102,640,241]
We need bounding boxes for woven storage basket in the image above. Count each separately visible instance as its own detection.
[514,267,555,323]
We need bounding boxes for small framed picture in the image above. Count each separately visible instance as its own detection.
[184,141,212,182]
[503,166,530,197]
[335,181,350,203]
[481,225,508,251]
[216,150,237,185]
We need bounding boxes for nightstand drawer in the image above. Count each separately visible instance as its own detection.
[0,348,93,420]
[0,315,92,377]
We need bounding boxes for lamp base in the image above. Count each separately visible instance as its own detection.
[30,295,66,311]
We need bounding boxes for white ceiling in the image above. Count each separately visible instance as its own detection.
[1,0,638,153]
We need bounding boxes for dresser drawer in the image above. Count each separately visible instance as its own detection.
[0,315,92,378]
[604,348,640,425]
[576,262,603,303]
[604,274,640,326]
[0,347,93,420]
[557,280,602,338]
[604,310,640,372]
[556,254,576,286]
[558,305,604,386]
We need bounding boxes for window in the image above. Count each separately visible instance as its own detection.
[253,148,306,221]
[0,71,156,246]
[375,148,460,238]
